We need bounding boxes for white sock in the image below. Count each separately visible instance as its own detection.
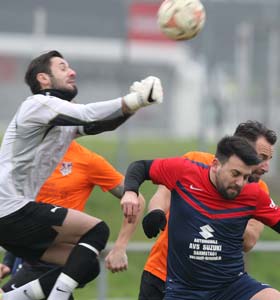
[47,273,78,300]
[1,279,45,300]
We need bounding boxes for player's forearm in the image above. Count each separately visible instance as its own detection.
[114,194,145,248]
[243,219,264,252]
[148,185,171,213]
[122,160,152,222]
[82,115,133,135]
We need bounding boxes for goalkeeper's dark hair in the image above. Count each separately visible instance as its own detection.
[25,50,64,94]
[215,135,261,166]
[234,120,277,146]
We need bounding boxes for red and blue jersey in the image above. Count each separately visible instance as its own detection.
[149,157,280,290]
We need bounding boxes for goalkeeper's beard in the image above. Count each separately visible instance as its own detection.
[60,86,78,101]
[50,76,78,101]
[53,86,78,101]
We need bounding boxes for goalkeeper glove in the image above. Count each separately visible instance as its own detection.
[123,76,163,112]
[142,209,167,238]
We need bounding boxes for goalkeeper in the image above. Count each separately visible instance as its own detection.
[0,50,162,300]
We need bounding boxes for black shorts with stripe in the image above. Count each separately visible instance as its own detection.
[0,201,67,261]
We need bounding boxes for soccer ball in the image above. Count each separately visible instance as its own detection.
[157,0,206,41]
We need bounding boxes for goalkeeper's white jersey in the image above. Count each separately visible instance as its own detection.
[0,93,123,218]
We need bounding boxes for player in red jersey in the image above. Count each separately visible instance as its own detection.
[138,120,277,300]
[0,141,145,299]
[122,135,280,300]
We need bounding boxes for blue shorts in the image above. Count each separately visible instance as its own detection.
[164,273,271,300]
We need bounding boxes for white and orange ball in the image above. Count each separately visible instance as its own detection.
[157,0,206,41]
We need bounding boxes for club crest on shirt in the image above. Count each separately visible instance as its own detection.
[60,162,72,176]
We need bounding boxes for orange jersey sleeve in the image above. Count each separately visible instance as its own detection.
[36,141,123,211]
[183,151,214,164]
[258,179,269,195]
[144,151,214,281]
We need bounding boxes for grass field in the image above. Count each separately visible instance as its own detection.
[1,135,280,299]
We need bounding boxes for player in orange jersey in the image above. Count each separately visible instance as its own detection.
[0,140,145,299]
[138,120,277,300]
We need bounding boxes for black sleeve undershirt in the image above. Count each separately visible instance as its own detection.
[49,113,132,135]
[124,160,153,195]
[83,115,132,135]
[272,221,280,233]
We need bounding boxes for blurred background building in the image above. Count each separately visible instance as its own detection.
[0,0,280,141]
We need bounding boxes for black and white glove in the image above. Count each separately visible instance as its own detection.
[142,209,167,238]
[123,76,163,112]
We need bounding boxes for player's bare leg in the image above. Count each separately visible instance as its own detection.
[41,208,102,264]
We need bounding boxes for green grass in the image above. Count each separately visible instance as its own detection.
[1,136,280,299]
[246,252,280,287]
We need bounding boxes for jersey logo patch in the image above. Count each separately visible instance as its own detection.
[199,225,214,239]
[50,206,62,213]
[60,162,72,176]
[190,184,203,191]
[56,287,68,293]
[269,198,278,209]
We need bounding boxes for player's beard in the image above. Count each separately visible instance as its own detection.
[248,170,264,183]
[57,86,78,100]
[215,178,242,200]
[50,77,78,100]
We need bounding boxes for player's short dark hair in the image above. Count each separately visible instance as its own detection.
[24,50,64,94]
[234,120,277,146]
[215,135,261,166]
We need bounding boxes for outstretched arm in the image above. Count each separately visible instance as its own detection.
[37,76,162,135]
[82,76,163,135]
[105,193,145,273]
